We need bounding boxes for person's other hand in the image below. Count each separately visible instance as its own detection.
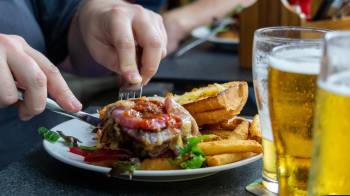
[0,34,82,120]
[78,0,167,85]
[163,13,189,54]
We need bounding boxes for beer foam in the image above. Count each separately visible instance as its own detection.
[269,47,321,75]
[319,71,350,96]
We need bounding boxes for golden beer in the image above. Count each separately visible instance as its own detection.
[262,138,278,192]
[268,46,321,195]
[309,73,350,195]
[262,138,277,181]
[253,73,279,193]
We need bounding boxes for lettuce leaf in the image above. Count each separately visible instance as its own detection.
[37,127,60,143]
[177,135,209,169]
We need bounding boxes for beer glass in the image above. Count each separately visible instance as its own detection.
[268,43,322,196]
[308,32,350,195]
[250,27,328,195]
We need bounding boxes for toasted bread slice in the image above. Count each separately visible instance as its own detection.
[174,82,233,105]
[175,82,248,113]
[175,82,248,126]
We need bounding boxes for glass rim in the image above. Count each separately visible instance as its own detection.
[271,42,322,58]
[325,31,350,48]
[269,43,322,75]
[255,26,331,42]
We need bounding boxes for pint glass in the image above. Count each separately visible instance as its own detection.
[252,27,327,195]
[308,32,350,195]
[268,43,322,195]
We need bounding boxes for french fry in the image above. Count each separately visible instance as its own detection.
[229,119,249,140]
[222,117,246,129]
[140,158,179,170]
[206,152,256,166]
[201,130,234,139]
[249,115,262,143]
[198,139,263,155]
[202,134,221,141]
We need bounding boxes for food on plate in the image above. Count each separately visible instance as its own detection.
[248,115,262,143]
[57,131,81,147]
[217,30,239,40]
[228,119,249,140]
[96,96,199,159]
[197,139,262,155]
[140,158,178,170]
[206,152,256,166]
[201,117,249,140]
[38,127,60,142]
[41,81,263,175]
[210,17,240,41]
[201,130,233,139]
[174,82,248,126]
[204,117,245,130]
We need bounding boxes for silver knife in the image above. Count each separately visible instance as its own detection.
[174,18,233,57]
[17,89,101,126]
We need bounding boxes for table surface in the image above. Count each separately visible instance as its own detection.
[0,147,261,196]
[154,45,252,83]
[0,107,262,196]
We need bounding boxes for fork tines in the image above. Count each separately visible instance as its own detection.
[118,85,143,100]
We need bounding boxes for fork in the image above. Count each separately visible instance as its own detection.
[118,83,143,100]
[174,18,233,57]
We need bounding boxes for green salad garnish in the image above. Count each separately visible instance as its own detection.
[37,127,60,142]
[38,127,94,150]
[109,158,140,179]
[57,131,81,147]
[79,145,97,151]
[176,135,209,169]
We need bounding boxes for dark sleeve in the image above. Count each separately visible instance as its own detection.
[31,0,81,64]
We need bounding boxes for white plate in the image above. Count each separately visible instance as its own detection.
[191,26,239,45]
[44,118,262,182]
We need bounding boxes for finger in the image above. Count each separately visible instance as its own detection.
[0,52,18,108]
[109,9,142,84]
[133,14,163,84]
[6,48,47,120]
[24,46,82,112]
[84,38,119,72]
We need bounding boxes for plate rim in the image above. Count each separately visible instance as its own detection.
[43,118,262,177]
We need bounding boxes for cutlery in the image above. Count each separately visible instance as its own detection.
[174,18,233,57]
[118,83,143,100]
[17,89,101,126]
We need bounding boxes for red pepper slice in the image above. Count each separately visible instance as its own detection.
[69,147,88,156]
[69,147,132,162]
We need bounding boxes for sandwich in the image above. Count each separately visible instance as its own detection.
[96,96,199,159]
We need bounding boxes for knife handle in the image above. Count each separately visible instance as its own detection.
[17,89,100,126]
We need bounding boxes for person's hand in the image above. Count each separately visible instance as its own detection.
[163,13,189,54]
[77,0,167,85]
[0,34,82,120]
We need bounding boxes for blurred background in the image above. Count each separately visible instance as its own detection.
[63,0,350,116]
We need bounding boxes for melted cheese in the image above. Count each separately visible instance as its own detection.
[174,83,229,105]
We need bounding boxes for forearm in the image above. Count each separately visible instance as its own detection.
[165,0,255,34]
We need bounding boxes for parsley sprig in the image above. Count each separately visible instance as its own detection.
[37,127,60,143]
[176,135,208,169]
